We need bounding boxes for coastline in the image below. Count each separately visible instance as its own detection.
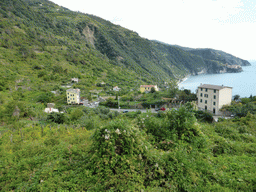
[177,75,190,86]
[176,64,256,97]
[177,65,245,87]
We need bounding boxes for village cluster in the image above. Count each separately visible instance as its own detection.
[45,77,233,117]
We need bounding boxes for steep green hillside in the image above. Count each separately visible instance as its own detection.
[156,41,251,73]
[188,48,251,66]
[0,1,255,190]
[0,0,142,92]
[1,0,249,93]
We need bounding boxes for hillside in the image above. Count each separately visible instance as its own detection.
[156,41,251,74]
[0,0,251,95]
[1,1,256,191]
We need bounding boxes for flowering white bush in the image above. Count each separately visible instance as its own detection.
[115,128,121,135]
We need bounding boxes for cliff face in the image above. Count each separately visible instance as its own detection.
[188,49,250,67]
[170,46,250,74]
[203,60,243,74]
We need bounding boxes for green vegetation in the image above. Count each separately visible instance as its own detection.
[0,0,255,191]
[0,0,249,97]
[222,95,256,118]
[1,104,256,191]
[100,85,197,109]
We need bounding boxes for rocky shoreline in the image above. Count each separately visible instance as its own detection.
[178,64,244,85]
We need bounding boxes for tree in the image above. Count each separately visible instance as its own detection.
[0,80,7,91]
[150,87,156,93]
[168,80,178,98]
[70,108,84,121]
[233,94,240,101]
[37,92,54,104]
[19,45,31,58]
[47,113,67,124]
[167,105,199,141]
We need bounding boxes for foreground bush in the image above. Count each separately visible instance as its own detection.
[0,113,256,191]
[84,119,150,191]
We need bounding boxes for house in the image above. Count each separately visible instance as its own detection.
[113,86,121,91]
[71,78,79,83]
[44,103,59,113]
[66,89,80,104]
[45,108,59,113]
[197,84,232,115]
[51,91,58,95]
[140,85,159,93]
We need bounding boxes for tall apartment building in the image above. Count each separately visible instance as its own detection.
[197,84,232,115]
[66,89,80,104]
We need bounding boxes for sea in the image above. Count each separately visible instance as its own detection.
[179,62,256,98]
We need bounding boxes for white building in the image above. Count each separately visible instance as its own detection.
[197,84,232,115]
[44,103,59,113]
[71,78,79,83]
[113,86,121,91]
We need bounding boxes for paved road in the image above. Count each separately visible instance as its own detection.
[110,108,154,113]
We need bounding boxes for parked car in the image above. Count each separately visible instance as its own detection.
[155,108,159,111]
[160,107,165,111]
[123,110,129,113]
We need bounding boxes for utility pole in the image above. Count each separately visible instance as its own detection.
[118,96,120,112]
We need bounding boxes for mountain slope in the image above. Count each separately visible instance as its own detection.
[0,0,251,94]
[155,41,251,74]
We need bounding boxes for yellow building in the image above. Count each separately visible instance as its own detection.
[197,84,232,115]
[140,85,159,93]
[66,89,80,104]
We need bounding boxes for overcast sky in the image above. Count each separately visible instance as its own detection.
[50,0,255,61]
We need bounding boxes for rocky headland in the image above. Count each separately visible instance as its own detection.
[190,49,248,75]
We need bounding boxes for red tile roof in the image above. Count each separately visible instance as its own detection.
[140,85,157,88]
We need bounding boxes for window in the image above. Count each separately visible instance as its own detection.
[73,98,75,100]
[214,89,216,93]
[201,88,203,91]
[204,94,208,98]
[214,95,216,99]
[68,100,70,102]
[200,93,203,97]
[200,99,202,103]
[205,100,207,104]
[213,102,216,105]
[205,106,207,110]
[205,88,208,92]
[68,96,69,98]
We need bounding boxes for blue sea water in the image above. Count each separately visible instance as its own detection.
[179,62,256,98]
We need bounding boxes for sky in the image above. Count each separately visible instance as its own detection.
[50,0,256,61]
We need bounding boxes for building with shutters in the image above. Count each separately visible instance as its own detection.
[66,89,80,104]
[197,84,232,115]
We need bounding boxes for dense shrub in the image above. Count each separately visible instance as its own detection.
[85,119,150,190]
[79,116,100,130]
[167,106,199,141]
[70,108,84,121]
[194,110,214,123]
[46,113,67,124]
[37,92,54,104]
